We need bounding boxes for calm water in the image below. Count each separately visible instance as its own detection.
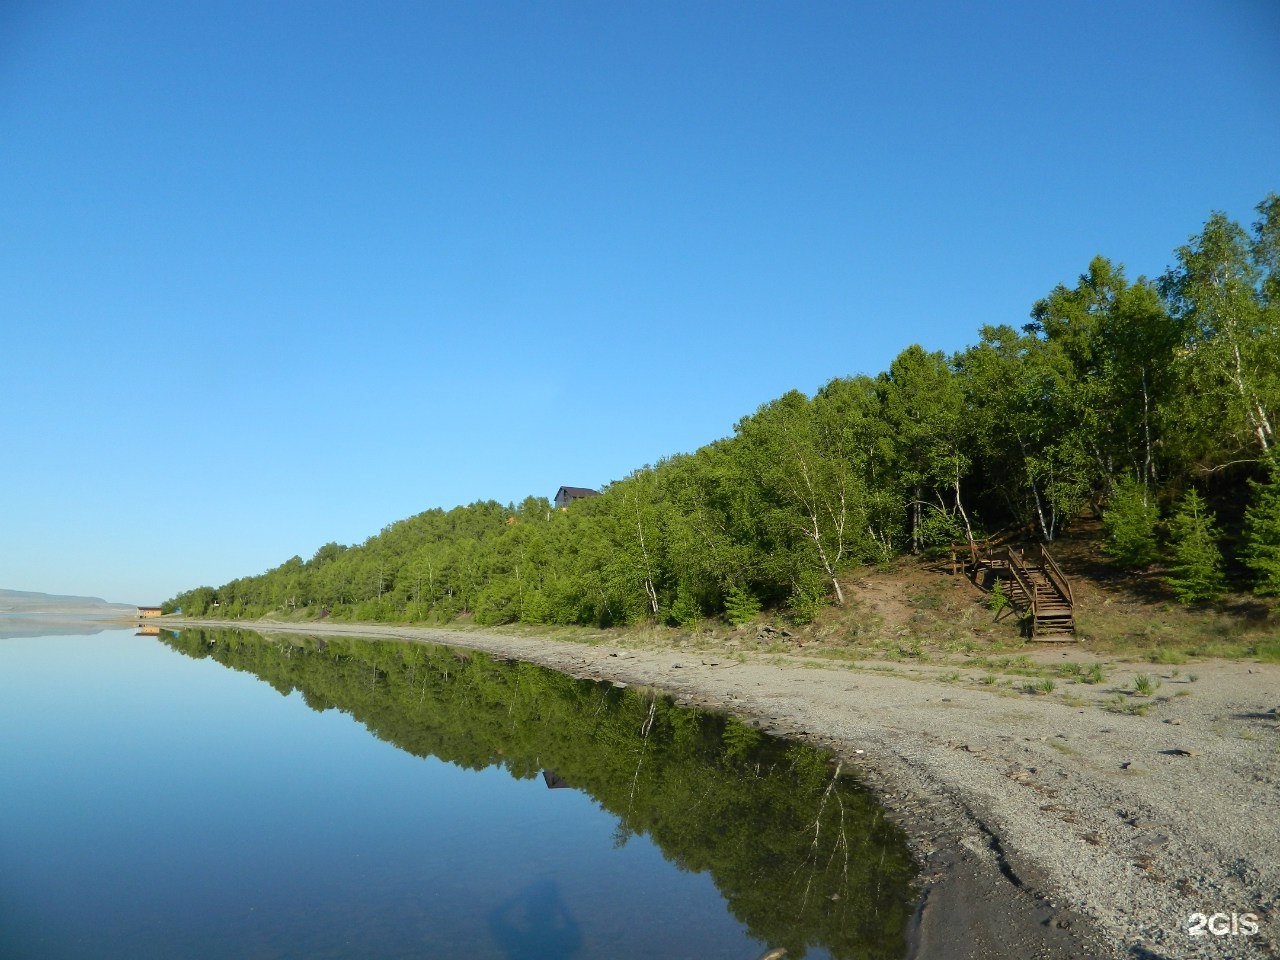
[0,627,915,960]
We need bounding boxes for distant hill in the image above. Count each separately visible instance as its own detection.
[0,589,136,616]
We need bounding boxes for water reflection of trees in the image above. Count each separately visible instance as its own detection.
[162,628,916,959]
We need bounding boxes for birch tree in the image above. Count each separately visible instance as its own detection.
[1160,201,1280,464]
[733,391,865,605]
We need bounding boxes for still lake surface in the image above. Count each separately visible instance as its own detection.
[0,626,916,959]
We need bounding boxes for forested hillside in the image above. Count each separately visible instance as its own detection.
[169,195,1280,625]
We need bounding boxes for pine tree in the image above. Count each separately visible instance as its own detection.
[1164,489,1227,604]
[723,585,762,625]
[1102,473,1160,569]
[1242,464,1280,596]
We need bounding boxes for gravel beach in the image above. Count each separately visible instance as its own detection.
[160,617,1279,959]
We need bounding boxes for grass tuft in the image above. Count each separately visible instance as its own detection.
[1132,674,1160,696]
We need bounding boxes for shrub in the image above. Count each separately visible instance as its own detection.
[1252,638,1280,663]
[786,572,828,624]
[666,591,702,628]
[988,579,1009,616]
[1133,674,1160,696]
[918,508,964,548]
[1103,473,1160,568]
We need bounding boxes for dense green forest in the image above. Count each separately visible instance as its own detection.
[162,627,917,958]
[169,195,1280,624]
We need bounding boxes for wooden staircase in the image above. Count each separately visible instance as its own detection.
[960,538,1076,640]
[1005,545,1076,639]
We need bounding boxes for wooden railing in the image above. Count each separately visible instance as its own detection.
[982,522,1039,557]
[950,521,1040,573]
[1002,547,1038,628]
[1038,544,1073,608]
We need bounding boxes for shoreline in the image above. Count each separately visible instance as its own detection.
[154,616,1278,959]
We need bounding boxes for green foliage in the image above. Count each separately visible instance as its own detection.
[878,345,971,550]
[164,585,214,616]
[1164,489,1227,605]
[954,325,1086,542]
[665,589,702,628]
[719,718,764,761]
[1160,197,1280,466]
[1102,473,1160,568]
[987,579,1009,615]
[785,571,828,624]
[1242,463,1280,595]
[917,507,964,549]
[1081,663,1105,684]
[723,585,762,625]
[1031,258,1179,502]
[1132,674,1160,696]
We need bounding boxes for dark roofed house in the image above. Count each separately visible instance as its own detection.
[554,486,599,509]
[541,770,570,789]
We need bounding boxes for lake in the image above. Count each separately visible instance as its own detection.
[0,626,916,959]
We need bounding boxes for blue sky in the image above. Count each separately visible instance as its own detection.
[2,1,1277,604]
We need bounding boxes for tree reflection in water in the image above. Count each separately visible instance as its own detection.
[162,628,916,959]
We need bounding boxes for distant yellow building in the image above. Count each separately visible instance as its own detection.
[137,606,163,618]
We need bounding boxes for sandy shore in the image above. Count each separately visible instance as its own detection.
[160,617,1278,959]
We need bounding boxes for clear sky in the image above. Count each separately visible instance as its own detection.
[2,1,1277,605]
